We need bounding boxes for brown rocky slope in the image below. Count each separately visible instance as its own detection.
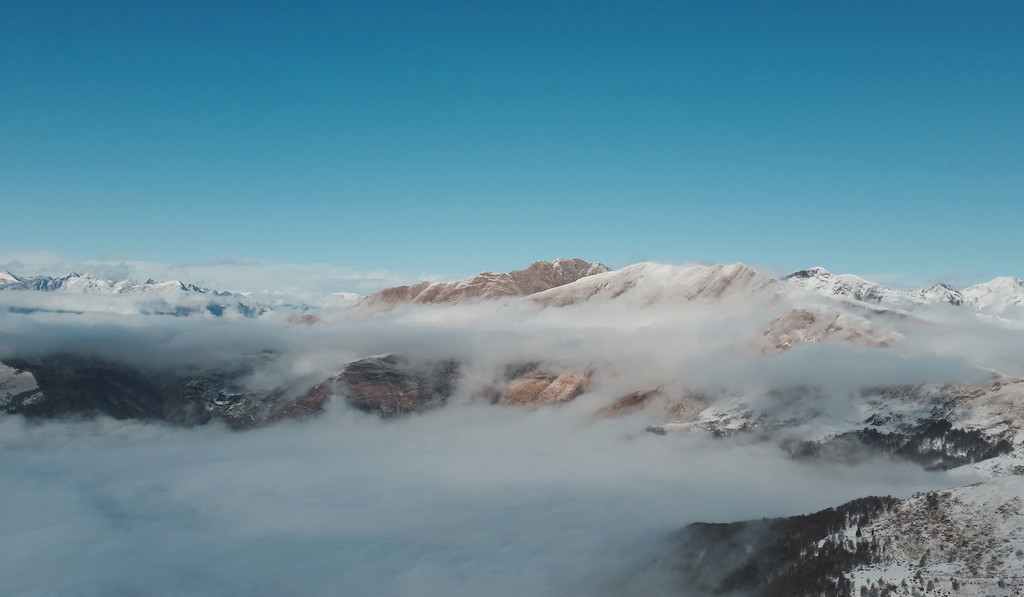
[361,258,610,306]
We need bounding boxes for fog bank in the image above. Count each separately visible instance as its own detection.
[0,402,956,596]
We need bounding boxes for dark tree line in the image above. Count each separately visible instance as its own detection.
[672,496,900,596]
[788,418,1011,470]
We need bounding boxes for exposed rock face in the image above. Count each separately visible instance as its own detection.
[762,306,903,352]
[282,359,594,418]
[362,258,610,306]
[0,354,286,428]
[2,352,596,425]
[593,387,707,419]
[274,382,332,421]
[500,366,591,405]
[284,355,461,419]
[341,355,459,416]
[596,388,663,416]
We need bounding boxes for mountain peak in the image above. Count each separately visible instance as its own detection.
[362,259,611,306]
[783,267,832,280]
[918,282,964,306]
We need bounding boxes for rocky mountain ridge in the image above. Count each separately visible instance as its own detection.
[359,258,611,306]
[785,267,1024,317]
[0,271,219,295]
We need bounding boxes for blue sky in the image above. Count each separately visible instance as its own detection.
[2,1,1022,286]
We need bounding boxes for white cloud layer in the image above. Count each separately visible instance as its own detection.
[0,404,953,597]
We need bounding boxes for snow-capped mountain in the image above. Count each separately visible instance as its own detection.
[0,271,217,295]
[360,260,1024,328]
[783,266,1024,319]
[783,267,908,305]
[0,271,266,317]
[962,276,1024,316]
[917,281,965,306]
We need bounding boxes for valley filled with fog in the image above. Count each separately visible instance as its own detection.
[2,260,1024,596]
[1,401,956,596]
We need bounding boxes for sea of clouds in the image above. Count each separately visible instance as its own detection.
[2,258,1021,596]
[0,402,956,597]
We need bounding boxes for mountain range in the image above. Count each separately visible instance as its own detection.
[0,270,266,317]
[5,260,1024,319]
[3,258,1024,596]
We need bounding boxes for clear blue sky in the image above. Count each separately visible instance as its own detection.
[2,1,1022,285]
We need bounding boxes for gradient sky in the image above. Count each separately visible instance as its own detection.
[2,1,1022,286]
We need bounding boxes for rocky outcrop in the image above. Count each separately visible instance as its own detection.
[595,388,663,416]
[274,382,333,421]
[1,351,596,425]
[361,258,610,307]
[339,355,459,416]
[280,358,594,418]
[762,306,903,352]
[281,355,461,419]
[500,366,591,405]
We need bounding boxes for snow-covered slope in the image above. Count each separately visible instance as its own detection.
[662,377,1024,595]
[845,470,1024,596]
[962,276,1024,317]
[782,267,1024,321]
[531,262,775,306]
[783,267,910,305]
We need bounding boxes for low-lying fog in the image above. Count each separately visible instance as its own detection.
[2,400,956,597]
